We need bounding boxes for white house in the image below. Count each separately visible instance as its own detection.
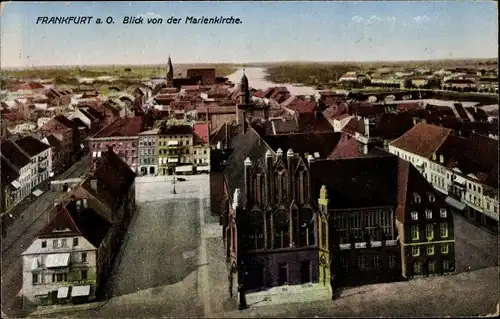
[0,140,33,205]
[389,123,499,230]
[21,202,112,308]
[14,136,52,190]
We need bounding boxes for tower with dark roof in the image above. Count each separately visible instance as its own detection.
[166,55,174,87]
[236,70,254,132]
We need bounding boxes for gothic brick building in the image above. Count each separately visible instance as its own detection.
[222,75,455,306]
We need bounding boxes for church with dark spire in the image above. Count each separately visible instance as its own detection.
[166,55,174,88]
[236,71,255,131]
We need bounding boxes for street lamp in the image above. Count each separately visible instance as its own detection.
[172,169,177,194]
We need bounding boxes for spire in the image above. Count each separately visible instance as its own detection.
[239,69,250,105]
[166,55,174,87]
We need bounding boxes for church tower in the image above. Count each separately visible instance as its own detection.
[166,55,174,87]
[236,70,253,133]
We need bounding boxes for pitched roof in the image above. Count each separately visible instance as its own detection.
[92,116,143,138]
[193,122,209,144]
[261,132,342,159]
[328,133,391,160]
[45,134,63,150]
[66,202,112,247]
[311,156,399,209]
[389,123,452,158]
[38,204,82,238]
[396,159,445,223]
[223,128,270,204]
[54,115,75,129]
[1,157,19,187]
[0,139,30,168]
[93,147,136,196]
[14,136,50,156]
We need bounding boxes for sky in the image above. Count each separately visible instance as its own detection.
[1,1,498,68]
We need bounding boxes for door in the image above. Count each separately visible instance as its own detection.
[300,261,311,284]
[278,263,288,285]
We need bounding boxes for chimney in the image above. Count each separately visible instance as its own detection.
[90,179,98,192]
[364,118,371,138]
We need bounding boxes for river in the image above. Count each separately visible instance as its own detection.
[226,67,318,96]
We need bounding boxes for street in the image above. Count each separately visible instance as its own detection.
[1,156,90,315]
[5,172,498,318]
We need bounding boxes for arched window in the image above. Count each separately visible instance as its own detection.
[247,210,265,250]
[253,173,265,205]
[298,209,315,247]
[296,167,306,204]
[273,210,290,249]
[275,168,287,203]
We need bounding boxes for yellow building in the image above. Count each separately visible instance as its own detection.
[157,124,194,176]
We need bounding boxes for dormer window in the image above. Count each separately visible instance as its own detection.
[440,208,447,218]
[411,211,418,221]
[432,154,436,160]
[413,193,421,204]
[429,195,435,203]
[439,155,444,164]
[425,209,433,219]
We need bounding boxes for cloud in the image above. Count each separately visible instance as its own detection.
[351,15,397,26]
[411,15,431,24]
[138,12,163,20]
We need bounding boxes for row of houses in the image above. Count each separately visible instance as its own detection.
[389,123,499,232]
[21,147,136,308]
[88,116,211,176]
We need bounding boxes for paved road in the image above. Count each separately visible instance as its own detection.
[1,156,89,315]
[219,266,499,318]
[453,213,499,272]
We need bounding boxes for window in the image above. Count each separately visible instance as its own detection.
[441,243,449,254]
[428,260,436,273]
[53,240,58,248]
[427,245,435,256]
[411,211,418,221]
[372,253,381,270]
[413,261,422,275]
[32,273,39,284]
[414,194,421,204]
[411,225,420,240]
[440,208,447,218]
[442,260,450,271]
[425,210,432,219]
[41,241,47,248]
[82,252,87,263]
[429,195,435,202]
[52,273,67,282]
[81,269,88,280]
[412,246,420,257]
[388,255,396,269]
[440,223,448,238]
[426,224,434,240]
[357,255,367,271]
[61,239,67,248]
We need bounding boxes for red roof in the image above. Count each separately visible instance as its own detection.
[193,122,210,144]
[19,82,45,90]
[92,116,143,138]
[285,99,317,113]
[38,204,81,238]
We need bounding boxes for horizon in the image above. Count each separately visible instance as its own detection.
[1,1,498,68]
[1,57,499,71]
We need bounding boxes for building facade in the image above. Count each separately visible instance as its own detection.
[157,124,194,175]
[138,128,159,176]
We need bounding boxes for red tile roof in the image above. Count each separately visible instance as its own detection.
[19,82,45,90]
[390,123,452,158]
[193,122,210,144]
[92,116,143,138]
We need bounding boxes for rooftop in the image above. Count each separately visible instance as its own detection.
[92,116,143,138]
[14,136,50,156]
